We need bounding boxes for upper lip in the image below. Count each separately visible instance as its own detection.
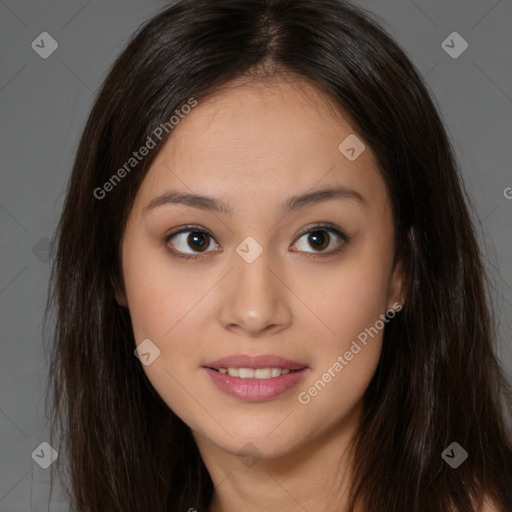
[203,354,308,370]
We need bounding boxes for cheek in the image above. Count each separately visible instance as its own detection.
[123,242,209,344]
[299,254,392,352]
[123,244,213,428]
[294,266,389,419]
[292,247,392,409]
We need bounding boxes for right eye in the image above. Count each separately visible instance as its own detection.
[165,226,220,260]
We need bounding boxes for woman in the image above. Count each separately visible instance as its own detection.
[45,0,512,510]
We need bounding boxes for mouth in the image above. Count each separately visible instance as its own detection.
[204,366,304,379]
[202,353,307,372]
[201,354,309,401]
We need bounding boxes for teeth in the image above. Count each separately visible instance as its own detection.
[227,367,239,377]
[255,368,272,379]
[220,367,294,379]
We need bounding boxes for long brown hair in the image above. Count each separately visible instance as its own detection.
[45,0,512,510]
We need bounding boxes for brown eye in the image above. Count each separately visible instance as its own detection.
[165,228,217,257]
[292,225,347,255]
[186,231,210,252]
[307,230,330,251]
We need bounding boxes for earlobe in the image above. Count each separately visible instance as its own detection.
[111,271,128,307]
[115,291,128,308]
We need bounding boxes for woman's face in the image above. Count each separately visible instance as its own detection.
[119,76,403,461]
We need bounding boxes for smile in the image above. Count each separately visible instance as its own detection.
[214,367,296,378]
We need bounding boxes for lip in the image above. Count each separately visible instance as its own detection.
[202,367,309,401]
[203,354,307,371]
[202,353,309,402]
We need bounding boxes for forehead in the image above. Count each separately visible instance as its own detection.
[166,75,357,163]
[135,75,387,214]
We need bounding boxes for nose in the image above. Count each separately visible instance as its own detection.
[217,246,292,337]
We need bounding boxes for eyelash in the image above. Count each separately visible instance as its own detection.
[164,223,349,261]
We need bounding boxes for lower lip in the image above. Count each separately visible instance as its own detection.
[202,367,309,401]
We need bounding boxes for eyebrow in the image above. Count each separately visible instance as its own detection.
[144,185,367,216]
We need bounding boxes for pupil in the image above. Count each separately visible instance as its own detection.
[189,232,208,252]
[309,231,329,251]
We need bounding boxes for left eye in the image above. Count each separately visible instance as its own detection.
[292,226,346,254]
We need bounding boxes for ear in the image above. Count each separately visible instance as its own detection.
[387,229,411,311]
[111,271,128,307]
[388,255,406,311]
[388,227,414,311]
[115,289,128,308]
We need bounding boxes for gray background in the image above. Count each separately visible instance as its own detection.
[0,0,511,510]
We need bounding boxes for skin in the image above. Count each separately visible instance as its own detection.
[118,75,406,511]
